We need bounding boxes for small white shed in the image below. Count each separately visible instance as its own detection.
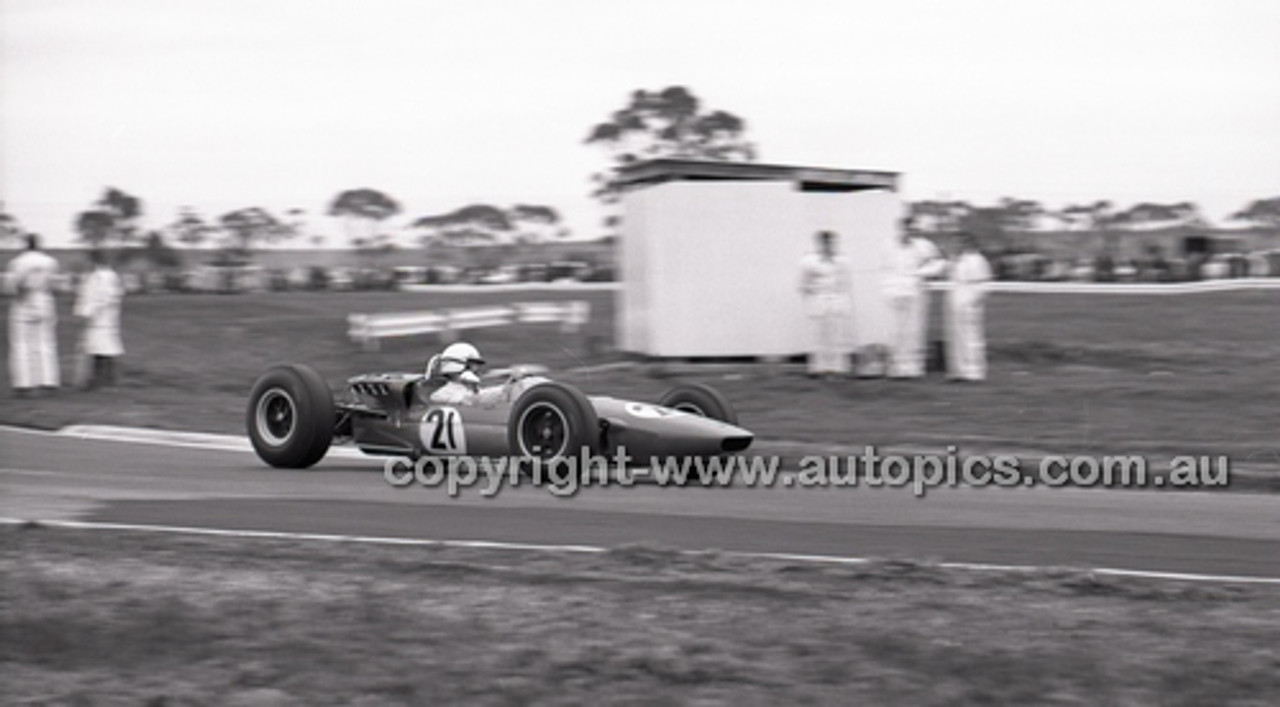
[615,159,901,358]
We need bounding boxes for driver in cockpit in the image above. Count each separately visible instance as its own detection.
[424,341,508,406]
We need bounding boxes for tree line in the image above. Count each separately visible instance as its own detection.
[59,188,568,255]
[2,85,1277,255]
[579,86,1280,244]
[904,198,1280,255]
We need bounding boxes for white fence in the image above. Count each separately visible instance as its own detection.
[397,281,620,294]
[348,300,591,350]
[928,278,1280,295]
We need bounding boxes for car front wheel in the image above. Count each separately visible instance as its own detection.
[658,382,737,424]
[247,364,335,468]
[508,382,598,464]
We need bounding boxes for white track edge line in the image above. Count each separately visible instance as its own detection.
[0,424,367,460]
[3,517,1278,585]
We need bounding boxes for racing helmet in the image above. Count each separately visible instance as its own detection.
[439,342,485,377]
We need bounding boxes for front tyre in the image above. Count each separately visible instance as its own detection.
[658,383,737,424]
[659,383,740,487]
[247,364,335,468]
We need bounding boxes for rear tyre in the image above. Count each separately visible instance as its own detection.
[508,382,598,469]
[658,383,737,425]
[247,364,335,468]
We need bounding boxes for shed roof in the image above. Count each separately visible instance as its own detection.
[614,158,899,192]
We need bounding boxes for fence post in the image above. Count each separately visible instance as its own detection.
[559,300,590,333]
[348,314,381,352]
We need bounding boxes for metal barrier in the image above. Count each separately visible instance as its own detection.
[348,301,591,350]
[515,301,591,331]
[448,306,515,332]
[397,281,619,294]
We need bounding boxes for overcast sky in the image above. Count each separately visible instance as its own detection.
[3,0,1278,247]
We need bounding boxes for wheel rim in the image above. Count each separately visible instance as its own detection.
[672,401,707,416]
[517,402,570,459]
[256,387,297,446]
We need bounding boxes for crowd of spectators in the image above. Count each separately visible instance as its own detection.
[5,259,618,296]
[990,248,1280,282]
[7,243,1275,295]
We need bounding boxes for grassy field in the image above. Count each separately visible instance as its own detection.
[4,524,1278,705]
[4,293,1278,705]
[2,287,1277,468]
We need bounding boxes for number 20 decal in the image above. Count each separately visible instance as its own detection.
[420,407,466,454]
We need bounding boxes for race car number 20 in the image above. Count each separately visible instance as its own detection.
[420,407,467,454]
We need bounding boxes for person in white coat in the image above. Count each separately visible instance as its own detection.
[75,249,125,389]
[946,232,993,381]
[885,220,945,378]
[6,234,61,396]
[798,230,852,377]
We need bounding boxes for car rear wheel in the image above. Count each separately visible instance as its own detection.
[658,383,737,424]
[509,382,598,463]
[247,364,335,468]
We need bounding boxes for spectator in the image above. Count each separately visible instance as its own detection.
[1186,252,1207,281]
[1201,255,1230,280]
[74,248,125,389]
[1139,245,1167,282]
[884,218,945,379]
[946,232,993,382]
[1247,250,1270,277]
[798,230,852,378]
[1094,251,1115,282]
[5,233,61,396]
[1032,254,1049,281]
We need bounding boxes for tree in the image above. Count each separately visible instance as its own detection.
[169,206,218,247]
[957,205,1011,253]
[352,229,396,264]
[584,86,756,227]
[283,207,323,247]
[75,210,116,246]
[412,203,569,248]
[143,231,181,268]
[992,197,1048,252]
[907,198,1043,254]
[1057,201,1117,232]
[907,200,972,233]
[99,187,142,241]
[510,204,567,244]
[218,207,292,255]
[114,230,182,270]
[1111,202,1205,231]
[0,202,25,246]
[73,187,144,247]
[413,204,513,248]
[908,198,1043,253]
[1230,197,1280,229]
[996,198,1046,232]
[328,188,401,248]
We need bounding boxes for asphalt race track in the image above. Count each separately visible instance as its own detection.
[3,426,1278,579]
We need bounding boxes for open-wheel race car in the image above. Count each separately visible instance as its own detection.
[246,362,753,469]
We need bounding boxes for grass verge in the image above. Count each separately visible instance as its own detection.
[1,289,1277,479]
[3,524,1279,705]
